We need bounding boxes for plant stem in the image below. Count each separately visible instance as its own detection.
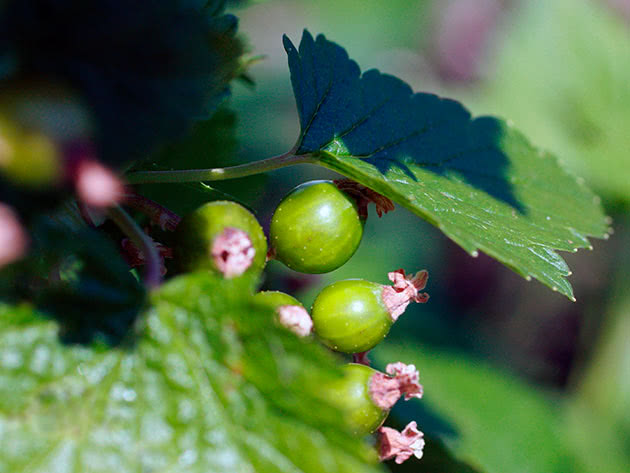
[122,189,181,231]
[107,205,162,290]
[125,152,314,184]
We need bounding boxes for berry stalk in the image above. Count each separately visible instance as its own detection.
[125,152,315,184]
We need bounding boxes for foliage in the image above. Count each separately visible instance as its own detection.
[0,273,381,473]
[283,30,609,299]
[0,0,623,472]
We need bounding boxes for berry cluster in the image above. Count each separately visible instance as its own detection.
[167,179,429,464]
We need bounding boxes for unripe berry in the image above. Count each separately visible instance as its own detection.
[269,180,363,273]
[312,270,429,354]
[253,290,313,336]
[174,201,267,278]
[324,362,423,436]
[325,363,388,435]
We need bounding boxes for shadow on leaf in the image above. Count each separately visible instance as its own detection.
[284,30,523,213]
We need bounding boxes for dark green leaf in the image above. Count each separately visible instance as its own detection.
[0,213,145,345]
[283,30,610,299]
[0,273,383,473]
[1,0,243,165]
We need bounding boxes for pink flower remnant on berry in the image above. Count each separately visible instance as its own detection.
[333,179,395,219]
[378,421,425,464]
[0,203,28,268]
[369,362,423,410]
[211,227,255,278]
[381,269,429,321]
[277,305,313,337]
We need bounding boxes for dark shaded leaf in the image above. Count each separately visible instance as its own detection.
[0,0,244,165]
[0,213,145,345]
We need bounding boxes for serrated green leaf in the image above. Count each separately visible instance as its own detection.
[282,30,610,299]
[0,273,383,473]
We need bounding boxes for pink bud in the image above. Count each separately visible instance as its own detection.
[75,160,123,208]
[381,269,429,321]
[0,203,29,268]
[378,421,425,464]
[277,305,313,337]
[369,362,423,410]
[211,227,255,278]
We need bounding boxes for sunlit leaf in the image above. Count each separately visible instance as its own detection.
[283,30,610,299]
[0,273,383,473]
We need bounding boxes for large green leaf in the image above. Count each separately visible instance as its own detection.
[282,30,610,299]
[0,274,382,473]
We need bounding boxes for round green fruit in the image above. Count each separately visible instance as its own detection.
[324,363,388,435]
[253,291,313,337]
[311,279,392,354]
[174,201,267,278]
[253,290,303,310]
[269,180,363,274]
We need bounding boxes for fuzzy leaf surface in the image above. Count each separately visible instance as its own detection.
[283,30,610,299]
[0,274,382,473]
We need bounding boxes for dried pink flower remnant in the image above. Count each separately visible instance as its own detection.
[386,362,423,400]
[333,179,395,219]
[75,160,123,208]
[378,421,425,464]
[381,269,429,321]
[277,305,313,337]
[369,362,423,410]
[0,203,28,268]
[211,227,255,278]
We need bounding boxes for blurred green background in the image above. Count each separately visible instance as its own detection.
[224,0,630,471]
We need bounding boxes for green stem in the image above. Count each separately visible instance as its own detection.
[107,205,162,290]
[125,152,314,184]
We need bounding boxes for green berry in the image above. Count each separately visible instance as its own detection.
[312,270,429,354]
[253,291,313,336]
[174,201,267,278]
[270,180,363,273]
[324,363,388,435]
[253,290,303,309]
[312,279,392,353]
